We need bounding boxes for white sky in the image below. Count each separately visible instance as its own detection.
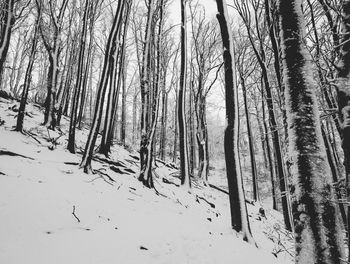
[168,0,218,24]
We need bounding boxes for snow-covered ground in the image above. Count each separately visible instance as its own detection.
[0,98,293,264]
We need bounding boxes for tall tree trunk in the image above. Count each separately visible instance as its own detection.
[241,74,259,202]
[77,26,94,128]
[80,0,126,173]
[139,0,162,188]
[15,6,41,132]
[178,0,191,188]
[39,0,69,130]
[159,87,168,160]
[262,90,278,210]
[279,0,345,263]
[173,91,178,163]
[43,53,59,129]
[67,0,90,153]
[236,0,292,229]
[195,95,209,185]
[132,89,138,146]
[335,0,350,260]
[216,0,255,245]
[120,64,127,146]
[321,124,347,229]
[0,0,14,85]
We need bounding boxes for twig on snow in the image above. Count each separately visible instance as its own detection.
[72,205,80,223]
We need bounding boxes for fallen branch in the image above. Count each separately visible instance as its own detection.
[24,130,42,144]
[94,169,115,184]
[72,205,80,223]
[162,178,180,187]
[0,149,34,160]
[209,183,229,194]
[196,195,215,208]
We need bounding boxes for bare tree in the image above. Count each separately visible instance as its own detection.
[80,0,127,173]
[178,0,191,188]
[215,0,255,244]
[37,0,69,129]
[15,0,42,132]
[67,0,90,153]
[0,0,15,85]
[279,0,345,262]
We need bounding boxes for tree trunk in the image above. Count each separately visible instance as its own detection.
[335,1,350,260]
[159,88,168,161]
[67,0,90,153]
[178,0,191,188]
[15,6,41,132]
[0,0,14,85]
[241,74,259,201]
[80,0,126,173]
[216,0,255,245]
[321,124,347,229]
[139,0,164,188]
[279,0,345,262]
[43,53,59,129]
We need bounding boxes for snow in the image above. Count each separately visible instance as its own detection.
[0,98,293,264]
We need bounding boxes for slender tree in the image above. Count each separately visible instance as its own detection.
[233,0,292,231]
[0,0,15,85]
[178,0,191,188]
[138,0,164,188]
[15,1,42,132]
[80,0,126,173]
[215,0,255,244]
[38,0,69,129]
[67,0,90,153]
[335,0,350,258]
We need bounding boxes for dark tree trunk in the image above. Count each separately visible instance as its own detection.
[321,124,347,229]
[43,54,59,130]
[335,1,350,260]
[216,0,255,245]
[77,27,94,128]
[80,0,126,173]
[67,0,90,153]
[279,0,345,262]
[173,91,178,163]
[240,75,259,202]
[15,6,41,132]
[0,0,14,85]
[159,88,168,161]
[120,65,127,146]
[236,0,292,230]
[139,0,162,188]
[195,95,209,185]
[39,0,69,130]
[178,0,191,188]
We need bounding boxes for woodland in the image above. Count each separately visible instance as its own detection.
[0,0,349,264]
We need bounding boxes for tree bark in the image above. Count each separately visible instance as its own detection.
[216,0,255,245]
[178,0,191,188]
[240,75,259,202]
[0,0,15,85]
[335,1,350,260]
[15,4,41,132]
[67,0,90,153]
[80,0,126,173]
[279,0,345,263]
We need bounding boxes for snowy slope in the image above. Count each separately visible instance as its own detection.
[0,98,293,264]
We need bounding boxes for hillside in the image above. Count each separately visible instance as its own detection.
[0,98,293,264]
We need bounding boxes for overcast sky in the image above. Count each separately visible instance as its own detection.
[168,0,218,24]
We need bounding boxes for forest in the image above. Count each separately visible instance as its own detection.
[0,0,349,263]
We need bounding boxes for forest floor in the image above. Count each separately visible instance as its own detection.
[0,98,293,264]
